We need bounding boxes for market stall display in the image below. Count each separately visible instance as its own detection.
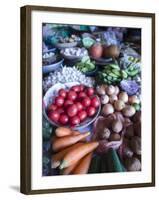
[42,24,141,176]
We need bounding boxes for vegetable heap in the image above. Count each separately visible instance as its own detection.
[47,85,100,126]
[52,127,99,175]
[76,56,96,73]
[42,24,142,175]
[97,62,141,85]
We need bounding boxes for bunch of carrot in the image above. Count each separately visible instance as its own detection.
[51,127,99,175]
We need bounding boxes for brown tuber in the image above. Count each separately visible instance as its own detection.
[112,120,123,133]
[124,157,141,171]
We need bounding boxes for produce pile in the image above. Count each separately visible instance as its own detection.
[42,24,141,176]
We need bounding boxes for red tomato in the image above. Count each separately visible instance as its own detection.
[67,90,77,101]
[48,111,60,122]
[58,89,67,98]
[79,85,85,91]
[78,110,87,121]
[82,97,91,107]
[78,91,87,99]
[64,99,74,107]
[87,106,96,117]
[56,108,65,114]
[59,114,69,125]
[67,104,78,117]
[71,85,81,92]
[70,116,80,126]
[91,96,100,108]
[86,87,94,96]
[75,102,83,111]
[55,96,64,107]
[48,104,57,112]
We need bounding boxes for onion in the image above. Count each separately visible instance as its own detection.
[109,94,118,104]
[114,100,125,111]
[128,95,140,104]
[119,92,128,103]
[114,86,120,95]
[106,85,115,96]
[96,85,107,95]
[122,105,136,117]
[102,103,114,116]
[100,95,109,104]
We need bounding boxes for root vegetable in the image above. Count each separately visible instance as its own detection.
[71,130,81,135]
[119,92,128,103]
[52,132,90,152]
[109,94,118,104]
[134,121,141,137]
[125,124,134,138]
[101,95,109,104]
[106,85,115,96]
[51,142,83,168]
[112,120,123,133]
[114,86,120,95]
[124,157,141,171]
[132,111,141,123]
[123,146,134,158]
[99,128,111,139]
[96,85,106,95]
[72,153,92,174]
[122,105,136,117]
[102,104,114,116]
[130,136,141,155]
[114,100,125,111]
[61,160,79,175]
[129,95,140,104]
[109,133,121,141]
[55,127,72,137]
[60,141,99,169]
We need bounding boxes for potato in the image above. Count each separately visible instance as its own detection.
[99,128,111,140]
[134,122,141,137]
[123,146,134,158]
[125,124,134,138]
[112,120,123,133]
[122,105,136,117]
[130,136,141,155]
[132,111,141,123]
[109,133,121,141]
[124,157,141,171]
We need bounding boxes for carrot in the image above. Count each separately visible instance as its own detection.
[52,132,90,152]
[72,153,92,174]
[60,141,99,169]
[55,127,72,137]
[51,142,83,168]
[71,130,80,135]
[61,160,80,175]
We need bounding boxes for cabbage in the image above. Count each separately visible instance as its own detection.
[120,80,139,95]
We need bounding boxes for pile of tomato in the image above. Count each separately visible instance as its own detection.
[47,85,100,126]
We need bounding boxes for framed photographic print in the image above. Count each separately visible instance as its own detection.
[20,5,155,194]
